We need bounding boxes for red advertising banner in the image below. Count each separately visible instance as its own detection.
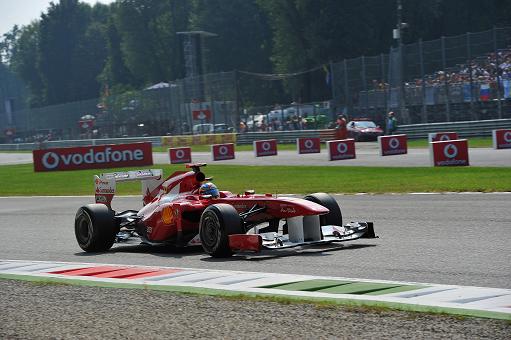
[254,139,278,157]
[33,142,153,172]
[327,139,356,161]
[378,134,408,156]
[492,129,511,149]
[428,131,458,142]
[430,139,469,166]
[169,147,192,164]
[297,137,321,154]
[211,143,235,161]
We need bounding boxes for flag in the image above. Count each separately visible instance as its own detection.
[479,84,490,101]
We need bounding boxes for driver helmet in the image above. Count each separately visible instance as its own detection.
[199,182,219,198]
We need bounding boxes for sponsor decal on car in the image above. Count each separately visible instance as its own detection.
[95,195,109,204]
[162,206,174,225]
[279,204,296,214]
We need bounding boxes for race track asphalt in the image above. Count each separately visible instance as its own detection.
[1,194,509,289]
[1,144,511,167]
[1,162,510,338]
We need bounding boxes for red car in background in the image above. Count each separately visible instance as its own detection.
[347,119,384,141]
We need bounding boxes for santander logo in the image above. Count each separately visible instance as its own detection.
[41,147,144,169]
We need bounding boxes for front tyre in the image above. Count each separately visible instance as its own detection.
[304,193,343,226]
[199,204,243,258]
[75,204,117,252]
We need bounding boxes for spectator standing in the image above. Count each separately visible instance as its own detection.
[239,121,247,133]
[335,114,347,139]
[386,111,397,135]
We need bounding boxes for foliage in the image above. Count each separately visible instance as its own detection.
[1,0,510,108]
[0,25,20,64]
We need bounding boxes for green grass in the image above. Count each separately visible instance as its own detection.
[0,136,493,153]
[153,143,301,152]
[151,136,494,152]
[0,163,509,196]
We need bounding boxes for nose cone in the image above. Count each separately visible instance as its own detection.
[276,197,329,215]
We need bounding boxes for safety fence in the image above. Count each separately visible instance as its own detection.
[3,118,508,152]
[396,118,511,139]
[236,130,336,145]
[4,72,237,143]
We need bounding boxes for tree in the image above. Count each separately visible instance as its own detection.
[100,16,137,90]
[0,25,21,65]
[114,0,191,85]
[190,0,277,105]
[37,0,105,104]
[10,23,45,107]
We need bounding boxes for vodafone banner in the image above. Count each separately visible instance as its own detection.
[492,129,511,149]
[430,139,469,166]
[211,143,235,161]
[378,134,407,156]
[428,131,458,142]
[297,137,321,154]
[327,139,356,161]
[33,142,153,172]
[169,147,192,164]
[254,139,277,157]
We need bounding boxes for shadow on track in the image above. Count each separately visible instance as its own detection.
[73,242,377,261]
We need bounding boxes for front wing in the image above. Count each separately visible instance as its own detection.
[228,222,376,252]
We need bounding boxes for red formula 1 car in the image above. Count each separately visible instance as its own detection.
[75,164,376,257]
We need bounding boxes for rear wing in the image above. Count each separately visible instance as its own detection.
[94,169,163,207]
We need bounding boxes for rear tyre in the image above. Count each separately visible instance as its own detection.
[199,204,243,258]
[75,204,117,252]
[304,193,343,226]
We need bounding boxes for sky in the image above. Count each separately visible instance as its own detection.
[0,0,115,36]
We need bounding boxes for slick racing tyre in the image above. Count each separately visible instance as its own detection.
[75,204,118,252]
[304,193,343,227]
[199,204,243,258]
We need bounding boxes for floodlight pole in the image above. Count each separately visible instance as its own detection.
[176,31,217,128]
[394,0,409,124]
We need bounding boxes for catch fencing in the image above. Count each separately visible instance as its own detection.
[7,72,237,142]
[3,28,511,142]
[331,27,511,124]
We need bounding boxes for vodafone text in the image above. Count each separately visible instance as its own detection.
[42,147,144,169]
